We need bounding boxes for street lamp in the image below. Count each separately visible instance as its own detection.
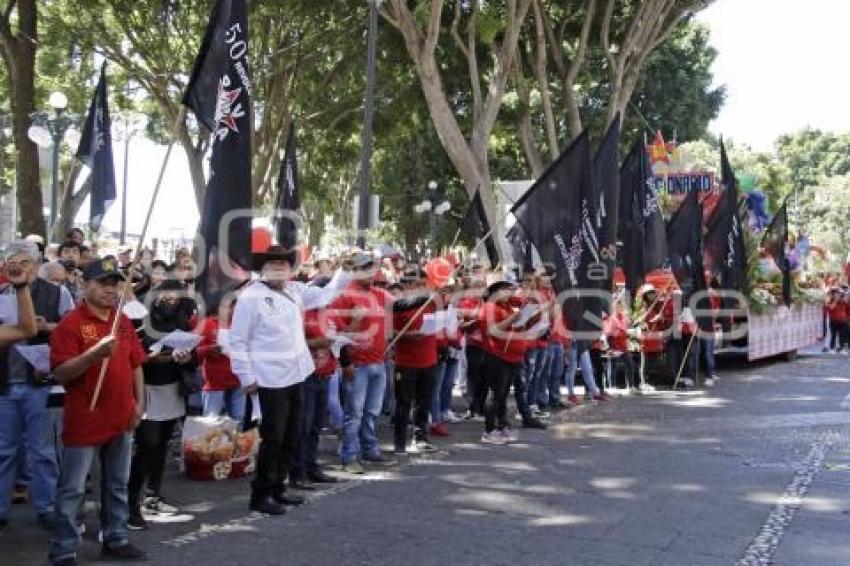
[414,180,451,256]
[112,113,148,245]
[27,90,79,240]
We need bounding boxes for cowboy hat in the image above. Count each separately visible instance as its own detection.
[251,245,298,272]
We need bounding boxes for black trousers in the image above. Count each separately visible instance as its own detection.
[252,383,302,499]
[128,418,178,510]
[464,346,487,416]
[829,320,845,350]
[482,354,518,433]
[291,375,330,479]
[394,366,437,449]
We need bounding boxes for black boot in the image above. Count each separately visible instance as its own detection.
[272,488,305,506]
[250,494,286,515]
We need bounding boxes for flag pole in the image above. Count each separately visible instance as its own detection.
[385,206,512,354]
[89,106,188,410]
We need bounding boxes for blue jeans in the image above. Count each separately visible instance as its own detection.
[340,363,386,463]
[531,346,552,407]
[545,343,565,405]
[701,335,716,376]
[437,357,459,416]
[49,431,133,563]
[327,370,343,430]
[431,360,446,424]
[0,383,58,519]
[383,359,396,416]
[567,344,600,396]
[202,388,246,423]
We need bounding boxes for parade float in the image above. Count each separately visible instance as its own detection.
[649,133,824,361]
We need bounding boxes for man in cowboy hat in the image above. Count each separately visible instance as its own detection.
[228,245,350,515]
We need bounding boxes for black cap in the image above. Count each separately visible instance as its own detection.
[81,257,126,281]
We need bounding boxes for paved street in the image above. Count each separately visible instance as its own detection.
[3,352,850,566]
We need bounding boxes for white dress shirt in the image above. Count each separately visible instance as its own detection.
[229,269,351,389]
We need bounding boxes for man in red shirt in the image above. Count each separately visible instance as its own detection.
[48,258,146,565]
[391,272,438,453]
[330,254,394,474]
[457,271,486,418]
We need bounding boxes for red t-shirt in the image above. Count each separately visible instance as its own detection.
[827,301,847,322]
[304,308,339,377]
[50,302,145,447]
[480,301,527,364]
[641,299,674,354]
[195,316,240,391]
[457,296,484,348]
[393,301,437,369]
[329,283,393,366]
[604,311,630,353]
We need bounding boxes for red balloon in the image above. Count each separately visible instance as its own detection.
[251,227,273,253]
[426,257,453,289]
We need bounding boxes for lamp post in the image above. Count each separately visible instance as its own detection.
[27,91,79,241]
[414,180,451,257]
[112,113,147,245]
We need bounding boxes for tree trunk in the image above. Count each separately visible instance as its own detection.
[55,167,92,241]
[1,0,44,238]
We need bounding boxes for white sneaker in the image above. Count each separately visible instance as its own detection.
[703,377,716,387]
[710,374,721,382]
[481,432,508,445]
[499,428,519,443]
[680,378,695,387]
[638,383,656,394]
[443,410,462,424]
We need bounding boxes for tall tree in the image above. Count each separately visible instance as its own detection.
[0,0,43,236]
[382,0,534,261]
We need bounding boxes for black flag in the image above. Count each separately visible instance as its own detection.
[618,139,647,302]
[76,63,116,232]
[512,130,600,331]
[762,201,791,306]
[666,189,705,300]
[183,0,252,311]
[505,223,533,271]
[274,122,300,249]
[704,140,747,291]
[459,189,499,267]
[643,163,667,274]
[592,116,620,293]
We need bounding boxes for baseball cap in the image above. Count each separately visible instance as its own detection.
[81,257,126,281]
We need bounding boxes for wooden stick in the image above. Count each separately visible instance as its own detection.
[672,332,696,390]
[385,208,512,355]
[89,107,187,411]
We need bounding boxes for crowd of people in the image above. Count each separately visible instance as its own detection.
[0,229,735,565]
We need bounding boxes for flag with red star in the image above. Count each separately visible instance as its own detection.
[183,0,252,312]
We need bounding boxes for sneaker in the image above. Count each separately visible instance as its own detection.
[143,495,178,514]
[37,512,55,531]
[430,423,450,437]
[481,432,508,445]
[412,439,438,453]
[52,558,77,566]
[703,377,716,387]
[638,383,656,394]
[100,542,148,561]
[522,418,547,430]
[443,410,462,424]
[340,462,365,475]
[679,378,695,388]
[531,407,551,419]
[499,428,518,443]
[592,393,611,403]
[710,374,721,382]
[567,394,582,406]
[127,510,148,531]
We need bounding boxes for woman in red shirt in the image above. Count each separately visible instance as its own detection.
[478,281,542,445]
[196,294,245,423]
